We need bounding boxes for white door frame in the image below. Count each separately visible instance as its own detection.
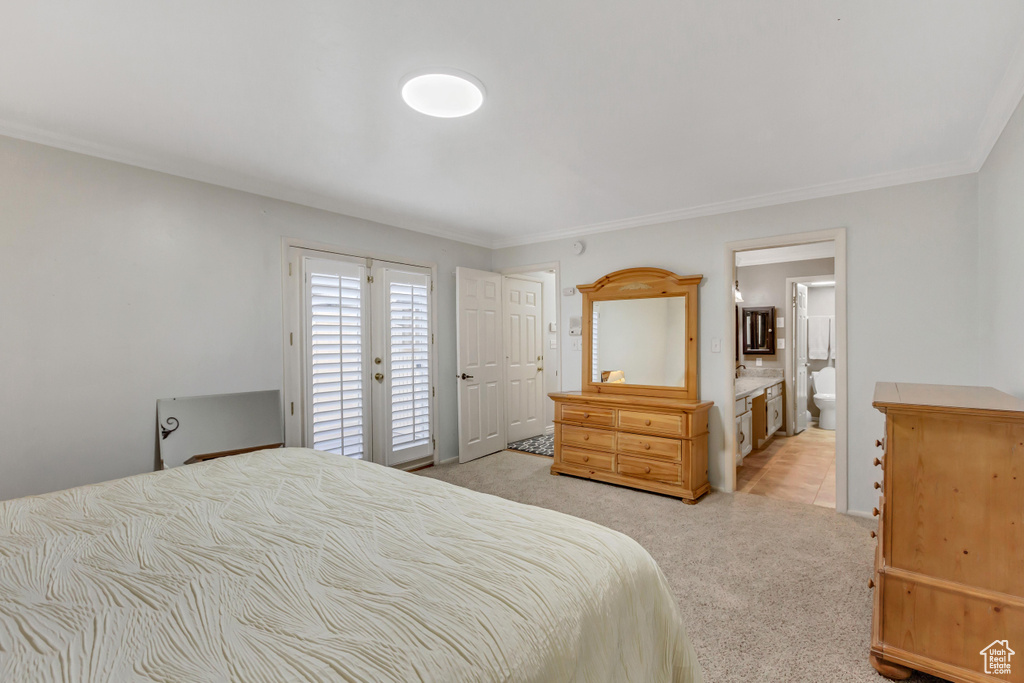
[281,237,441,467]
[724,228,848,513]
[497,262,563,437]
[783,275,834,436]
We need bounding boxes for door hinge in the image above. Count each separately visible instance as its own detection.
[431,333,434,344]
[432,386,435,397]
[432,438,436,451]
[290,402,294,416]
[430,281,434,292]
[367,275,374,284]
[288,262,293,276]
[289,332,293,346]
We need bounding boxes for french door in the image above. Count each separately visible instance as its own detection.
[289,249,434,467]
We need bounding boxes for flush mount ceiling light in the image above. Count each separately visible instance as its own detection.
[401,69,485,118]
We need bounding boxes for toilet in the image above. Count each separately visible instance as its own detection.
[811,366,836,431]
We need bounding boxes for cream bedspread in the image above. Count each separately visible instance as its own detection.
[0,448,702,682]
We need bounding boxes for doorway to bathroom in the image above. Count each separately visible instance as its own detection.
[725,230,847,512]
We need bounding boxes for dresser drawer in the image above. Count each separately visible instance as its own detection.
[560,404,616,427]
[562,446,614,472]
[618,410,684,436]
[616,432,681,461]
[561,424,615,452]
[617,454,681,484]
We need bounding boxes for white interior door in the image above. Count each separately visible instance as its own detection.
[794,282,809,434]
[456,267,505,462]
[504,276,544,443]
[373,266,433,466]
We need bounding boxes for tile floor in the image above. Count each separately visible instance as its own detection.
[737,424,836,507]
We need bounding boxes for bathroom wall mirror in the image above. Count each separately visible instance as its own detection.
[742,306,776,355]
[581,268,702,400]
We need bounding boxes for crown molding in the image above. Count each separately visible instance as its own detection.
[0,118,495,249]
[968,30,1024,171]
[492,158,975,249]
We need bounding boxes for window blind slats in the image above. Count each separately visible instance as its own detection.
[309,271,365,459]
[389,281,430,450]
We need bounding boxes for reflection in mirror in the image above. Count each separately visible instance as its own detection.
[592,297,687,387]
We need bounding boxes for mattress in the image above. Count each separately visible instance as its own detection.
[0,448,702,682]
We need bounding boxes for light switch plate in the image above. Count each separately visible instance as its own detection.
[777,317,785,328]
[549,322,557,332]
[571,338,582,351]
[549,339,557,349]
[711,338,722,353]
[777,338,785,349]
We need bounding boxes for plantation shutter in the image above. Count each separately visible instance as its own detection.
[592,307,601,382]
[305,257,368,459]
[383,268,432,464]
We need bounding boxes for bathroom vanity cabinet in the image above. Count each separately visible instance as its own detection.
[751,380,784,449]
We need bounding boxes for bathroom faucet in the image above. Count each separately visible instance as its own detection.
[736,364,746,379]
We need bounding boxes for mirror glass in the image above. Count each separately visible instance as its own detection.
[742,306,776,354]
[591,297,687,387]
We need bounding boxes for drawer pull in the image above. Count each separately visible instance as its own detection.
[875,439,883,448]
[874,481,881,490]
[868,579,875,589]
[870,530,876,538]
[645,419,652,426]
[582,455,589,462]
[872,507,880,517]
[583,412,590,419]
[644,466,651,473]
[644,443,651,450]
[739,431,745,443]
[873,457,882,467]
[583,434,589,441]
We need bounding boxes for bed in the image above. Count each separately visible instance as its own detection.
[0,448,702,682]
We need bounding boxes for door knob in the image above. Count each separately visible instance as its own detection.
[460,373,474,380]
[374,373,384,382]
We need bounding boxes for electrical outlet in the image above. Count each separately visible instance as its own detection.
[549,338,557,349]
[571,338,582,351]
[756,358,763,366]
[777,317,785,328]
[711,338,721,353]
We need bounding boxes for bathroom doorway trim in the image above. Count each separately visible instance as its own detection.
[724,228,848,514]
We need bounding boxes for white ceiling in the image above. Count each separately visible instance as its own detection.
[3,1,1024,248]
[736,242,835,267]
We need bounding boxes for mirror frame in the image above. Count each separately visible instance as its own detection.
[581,267,702,400]
[741,306,776,355]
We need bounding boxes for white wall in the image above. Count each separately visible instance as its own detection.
[736,258,835,369]
[0,135,491,501]
[493,174,980,515]
[978,92,1024,398]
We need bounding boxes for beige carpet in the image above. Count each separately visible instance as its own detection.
[418,451,941,683]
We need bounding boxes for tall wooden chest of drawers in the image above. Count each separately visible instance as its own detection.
[870,383,1024,682]
[550,391,713,504]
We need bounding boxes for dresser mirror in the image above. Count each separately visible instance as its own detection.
[581,268,702,400]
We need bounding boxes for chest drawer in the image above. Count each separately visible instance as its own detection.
[561,424,615,452]
[560,404,616,427]
[617,454,681,484]
[561,445,614,472]
[618,410,684,436]
[617,432,682,461]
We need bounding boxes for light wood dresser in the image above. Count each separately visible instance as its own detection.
[870,382,1024,682]
[550,392,713,503]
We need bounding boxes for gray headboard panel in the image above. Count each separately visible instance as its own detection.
[156,390,283,468]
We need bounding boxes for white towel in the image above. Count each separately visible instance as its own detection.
[808,316,830,360]
[829,316,836,360]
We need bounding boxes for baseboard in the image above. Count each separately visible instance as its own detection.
[846,508,873,519]
[439,456,458,465]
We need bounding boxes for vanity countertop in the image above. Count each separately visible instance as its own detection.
[735,375,784,400]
